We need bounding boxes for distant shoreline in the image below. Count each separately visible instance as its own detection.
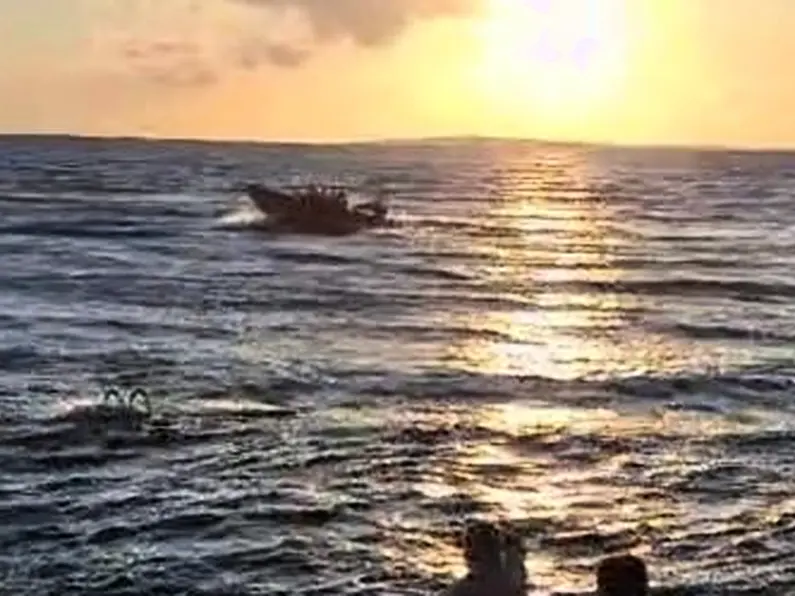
[0,132,789,154]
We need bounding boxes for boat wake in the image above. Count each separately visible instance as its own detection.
[215,200,267,230]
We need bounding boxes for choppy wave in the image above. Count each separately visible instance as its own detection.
[0,135,794,594]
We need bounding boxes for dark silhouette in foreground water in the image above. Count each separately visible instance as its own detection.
[442,520,526,596]
[443,519,650,596]
[597,555,649,596]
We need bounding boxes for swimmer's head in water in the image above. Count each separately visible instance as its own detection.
[597,554,648,596]
[462,521,503,570]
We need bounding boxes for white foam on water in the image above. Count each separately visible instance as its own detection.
[215,198,267,229]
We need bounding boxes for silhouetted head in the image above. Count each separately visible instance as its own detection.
[128,388,152,417]
[462,521,503,572]
[597,555,648,596]
[102,387,121,405]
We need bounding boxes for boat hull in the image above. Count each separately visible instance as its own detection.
[244,184,392,236]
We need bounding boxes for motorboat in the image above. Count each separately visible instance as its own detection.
[244,182,391,235]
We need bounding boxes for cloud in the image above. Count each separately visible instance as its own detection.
[231,0,486,54]
[101,0,485,83]
[236,40,312,69]
[117,38,218,87]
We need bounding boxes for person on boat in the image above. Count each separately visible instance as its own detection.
[371,194,387,219]
[329,188,349,215]
[301,184,350,219]
[297,185,322,214]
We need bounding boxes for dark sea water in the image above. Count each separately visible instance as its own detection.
[0,135,793,595]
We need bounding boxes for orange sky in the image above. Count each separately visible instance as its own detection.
[2,0,795,148]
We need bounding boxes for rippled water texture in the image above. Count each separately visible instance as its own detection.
[0,135,793,595]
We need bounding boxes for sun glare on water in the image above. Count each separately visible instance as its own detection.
[477,0,627,134]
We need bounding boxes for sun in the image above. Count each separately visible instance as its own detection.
[476,0,627,133]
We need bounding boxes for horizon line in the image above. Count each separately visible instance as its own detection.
[0,131,792,154]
